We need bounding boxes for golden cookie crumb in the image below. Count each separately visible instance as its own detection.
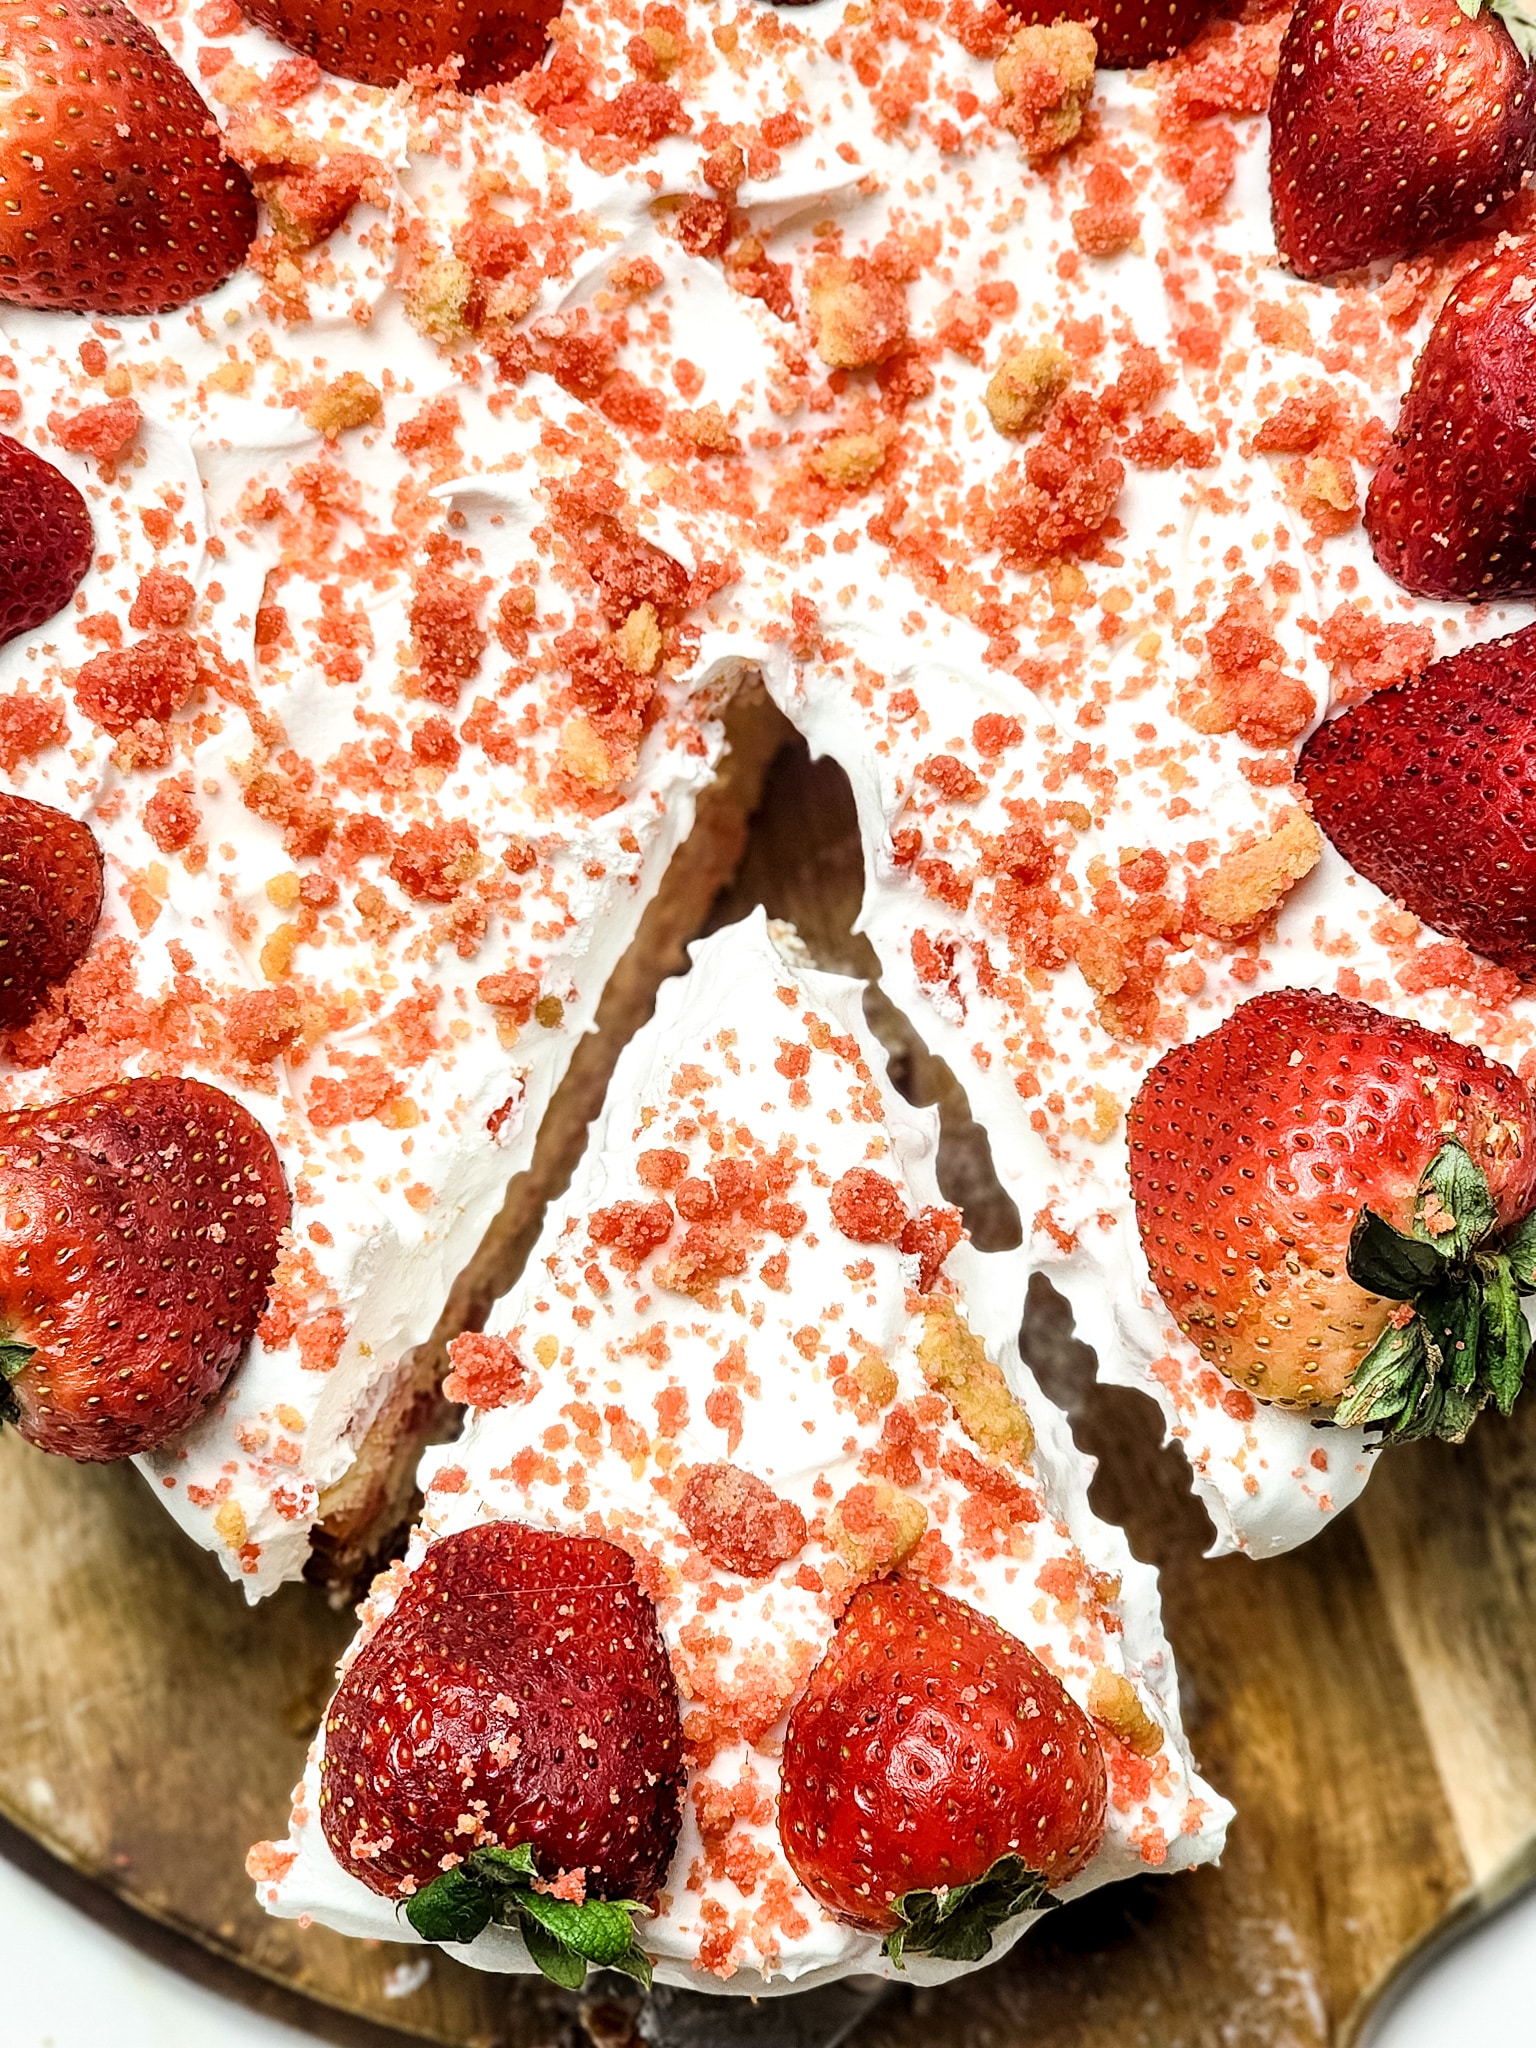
[826,1480,927,1576]
[1088,1668,1164,1757]
[809,430,887,489]
[405,258,474,346]
[985,340,1071,437]
[994,23,1097,163]
[918,1300,1035,1463]
[808,258,908,370]
[1195,809,1322,936]
[303,373,382,436]
[617,603,662,675]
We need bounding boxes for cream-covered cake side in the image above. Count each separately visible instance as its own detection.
[254,911,1230,1991]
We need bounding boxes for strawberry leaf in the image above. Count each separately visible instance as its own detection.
[516,1890,654,1988]
[403,1864,499,1945]
[519,1915,590,1990]
[401,1842,653,1991]
[1420,1281,1482,1392]
[1502,1211,1536,1289]
[1415,1139,1498,1259]
[1477,1252,1532,1416]
[884,1853,1052,1969]
[1335,1318,1427,1431]
[1491,0,1536,61]
[1347,1211,1445,1300]
[0,1341,34,1381]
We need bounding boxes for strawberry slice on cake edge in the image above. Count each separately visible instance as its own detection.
[253,911,1230,1993]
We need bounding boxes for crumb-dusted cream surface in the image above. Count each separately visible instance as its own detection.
[255,913,1231,1988]
[0,0,766,1588]
[7,0,1531,1580]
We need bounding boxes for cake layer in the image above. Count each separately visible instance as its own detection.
[256,911,1231,1989]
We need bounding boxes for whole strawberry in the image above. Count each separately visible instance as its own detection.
[1299,622,1536,977]
[778,1574,1106,1959]
[1365,247,1536,600]
[0,794,102,1029]
[999,0,1215,65]
[0,437,94,646]
[1270,0,1536,280]
[1129,989,1536,1440]
[321,1521,683,1988]
[238,0,558,91]
[0,0,255,315]
[0,1077,288,1458]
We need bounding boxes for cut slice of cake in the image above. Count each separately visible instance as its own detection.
[254,911,1229,1991]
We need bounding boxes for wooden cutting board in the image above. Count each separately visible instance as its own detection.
[2,730,1534,2048]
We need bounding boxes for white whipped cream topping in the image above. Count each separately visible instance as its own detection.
[467,1,1535,1555]
[0,91,754,1590]
[258,910,1231,1988]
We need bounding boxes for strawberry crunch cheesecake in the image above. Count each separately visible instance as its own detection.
[254,913,1231,1989]
[2,0,1536,1600]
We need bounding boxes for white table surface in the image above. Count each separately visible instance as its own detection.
[2,1844,1529,2046]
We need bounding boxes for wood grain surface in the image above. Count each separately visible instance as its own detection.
[2,734,1533,2048]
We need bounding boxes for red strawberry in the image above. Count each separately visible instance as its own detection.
[0,1077,288,1459]
[0,437,93,647]
[237,0,558,91]
[1364,246,1536,599]
[1299,622,1536,978]
[1269,0,1536,281]
[321,1521,684,1987]
[0,0,255,316]
[998,0,1216,67]
[778,1574,1106,1960]
[1128,989,1536,1439]
[0,794,103,1029]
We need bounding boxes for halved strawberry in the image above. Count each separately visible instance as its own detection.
[321,1521,684,1989]
[0,794,102,1029]
[1364,246,1536,599]
[1270,0,1536,280]
[237,0,558,91]
[1299,622,1536,978]
[0,436,94,647]
[778,1574,1107,1959]
[0,1077,289,1459]
[1128,989,1536,1439]
[999,0,1216,67]
[0,0,255,315]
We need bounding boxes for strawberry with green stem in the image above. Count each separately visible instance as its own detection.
[777,1574,1107,1962]
[320,1522,684,1990]
[1269,0,1536,280]
[1128,988,1536,1440]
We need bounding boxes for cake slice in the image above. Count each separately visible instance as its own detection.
[254,911,1229,1991]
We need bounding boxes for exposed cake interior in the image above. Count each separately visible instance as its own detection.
[254,911,1231,1989]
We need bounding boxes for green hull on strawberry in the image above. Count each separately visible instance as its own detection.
[1129,989,1536,1435]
